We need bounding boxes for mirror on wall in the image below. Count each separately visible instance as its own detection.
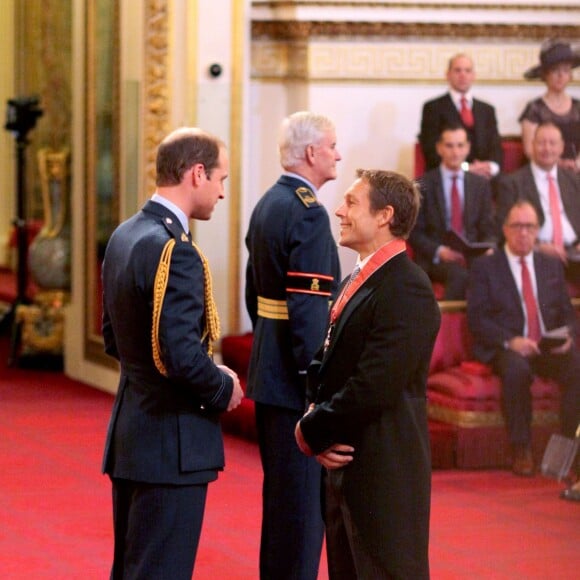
[84,0,120,365]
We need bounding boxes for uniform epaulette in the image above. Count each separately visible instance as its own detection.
[151,238,176,376]
[294,186,320,208]
[161,215,191,244]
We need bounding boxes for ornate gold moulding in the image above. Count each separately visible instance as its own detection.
[252,20,579,40]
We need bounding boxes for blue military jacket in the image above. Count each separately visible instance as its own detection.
[245,175,341,411]
[101,200,233,484]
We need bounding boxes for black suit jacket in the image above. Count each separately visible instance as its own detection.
[300,252,440,578]
[419,93,503,171]
[409,168,497,269]
[101,200,233,484]
[467,248,578,364]
[496,165,580,239]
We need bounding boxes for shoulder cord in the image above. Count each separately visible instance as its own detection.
[151,239,221,375]
[151,239,175,376]
[192,241,221,357]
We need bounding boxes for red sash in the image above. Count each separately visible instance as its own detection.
[329,238,406,325]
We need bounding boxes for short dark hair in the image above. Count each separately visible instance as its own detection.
[437,122,469,142]
[356,169,421,239]
[503,200,539,225]
[155,128,224,187]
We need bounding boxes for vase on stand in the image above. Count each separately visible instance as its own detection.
[16,148,70,362]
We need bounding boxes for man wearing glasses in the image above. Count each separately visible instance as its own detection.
[467,200,580,478]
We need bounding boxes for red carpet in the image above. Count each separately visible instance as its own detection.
[0,337,578,579]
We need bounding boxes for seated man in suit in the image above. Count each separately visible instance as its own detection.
[419,53,503,178]
[496,122,580,271]
[409,123,497,299]
[467,200,580,477]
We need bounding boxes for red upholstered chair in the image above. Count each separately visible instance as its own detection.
[220,332,257,440]
[414,142,426,179]
[414,136,526,179]
[427,306,561,468]
[500,135,526,174]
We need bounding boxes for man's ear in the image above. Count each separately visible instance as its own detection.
[379,205,394,227]
[190,163,205,186]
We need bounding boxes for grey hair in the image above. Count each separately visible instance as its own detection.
[278,111,335,169]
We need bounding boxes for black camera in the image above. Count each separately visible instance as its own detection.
[5,96,43,139]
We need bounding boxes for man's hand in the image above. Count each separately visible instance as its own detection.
[537,242,568,264]
[218,365,244,411]
[468,160,493,179]
[506,336,540,358]
[295,421,314,456]
[316,444,355,470]
[548,336,573,355]
[438,246,466,266]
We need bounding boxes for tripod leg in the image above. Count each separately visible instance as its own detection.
[7,309,22,367]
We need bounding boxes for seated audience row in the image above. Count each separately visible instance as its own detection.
[410,122,580,299]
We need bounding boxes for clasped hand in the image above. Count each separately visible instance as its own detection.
[294,405,354,470]
[217,365,244,411]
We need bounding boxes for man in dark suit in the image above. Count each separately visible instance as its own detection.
[101,127,244,579]
[295,169,440,579]
[245,111,342,580]
[419,53,502,178]
[410,124,497,299]
[467,200,580,477]
[496,122,580,267]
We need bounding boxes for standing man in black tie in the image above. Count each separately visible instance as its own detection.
[409,123,497,299]
[245,111,342,580]
[419,53,503,178]
[295,169,440,579]
[467,200,580,477]
[101,127,244,578]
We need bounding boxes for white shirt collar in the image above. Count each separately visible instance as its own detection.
[530,162,558,182]
[151,192,190,234]
[283,172,318,194]
[504,245,533,266]
[449,88,473,108]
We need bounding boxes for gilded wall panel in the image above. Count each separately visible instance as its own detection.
[253,41,580,83]
[143,0,171,198]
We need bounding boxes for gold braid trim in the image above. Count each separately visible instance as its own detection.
[192,242,221,357]
[151,239,176,376]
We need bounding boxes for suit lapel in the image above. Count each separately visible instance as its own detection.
[433,171,448,231]
[523,166,545,224]
[558,171,580,237]
[444,93,461,123]
[532,252,548,319]
[321,283,375,366]
[463,173,474,229]
[497,250,523,316]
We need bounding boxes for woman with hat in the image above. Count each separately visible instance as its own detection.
[520,39,580,172]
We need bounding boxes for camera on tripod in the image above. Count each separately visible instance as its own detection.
[5,96,43,140]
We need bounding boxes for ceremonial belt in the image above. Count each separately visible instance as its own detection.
[257,296,289,320]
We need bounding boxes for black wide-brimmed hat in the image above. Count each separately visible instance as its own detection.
[524,39,580,79]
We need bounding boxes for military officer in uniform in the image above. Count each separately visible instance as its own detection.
[102,127,244,579]
[245,111,342,580]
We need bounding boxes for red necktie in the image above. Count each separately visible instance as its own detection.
[520,257,541,342]
[460,96,474,128]
[451,174,462,233]
[547,174,563,248]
